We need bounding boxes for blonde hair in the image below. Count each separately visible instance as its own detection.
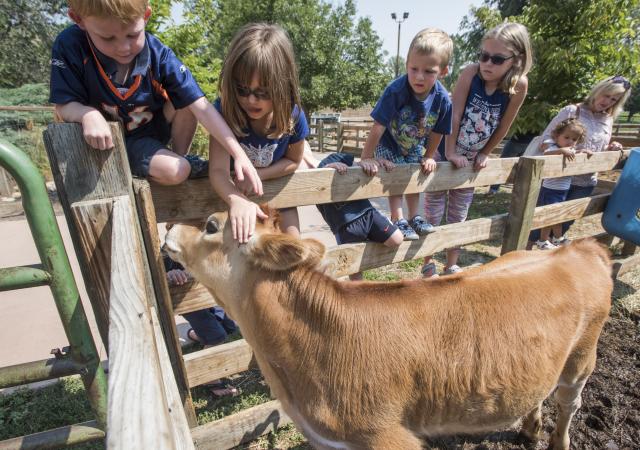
[219,23,301,139]
[551,118,587,145]
[407,28,453,68]
[68,0,148,22]
[584,76,631,119]
[482,22,532,95]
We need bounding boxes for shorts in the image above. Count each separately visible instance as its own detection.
[126,115,172,178]
[374,143,422,165]
[537,186,569,207]
[336,209,398,245]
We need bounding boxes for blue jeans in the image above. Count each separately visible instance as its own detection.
[183,307,237,346]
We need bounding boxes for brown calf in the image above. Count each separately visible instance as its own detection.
[164,212,612,450]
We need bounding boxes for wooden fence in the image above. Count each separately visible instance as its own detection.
[309,119,640,156]
[38,122,640,449]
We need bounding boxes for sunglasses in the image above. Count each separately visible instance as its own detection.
[236,85,271,100]
[478,51,516,66]
[610,75,631,90]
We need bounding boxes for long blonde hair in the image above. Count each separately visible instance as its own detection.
[482,22,532,95]
[68,0,148,22]
[584,76,632,119]
[218,23,301,138]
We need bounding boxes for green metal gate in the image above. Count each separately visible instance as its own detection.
[0,139,107,449]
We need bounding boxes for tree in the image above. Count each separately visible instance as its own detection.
[173,0,389,112]
[0,0,67,88]
[517,0,640,133]
[626,83,640,121]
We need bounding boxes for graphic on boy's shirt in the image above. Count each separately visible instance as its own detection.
[389,105,438,155]
[456,94,503,159]
[241,142,279,167]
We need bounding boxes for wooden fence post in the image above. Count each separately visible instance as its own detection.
[318,119,324,153]
[337,123,344,152]
[501,156,545,254]
[0,167,14,197]
[43,122,197,428]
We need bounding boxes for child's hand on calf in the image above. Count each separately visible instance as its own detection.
[233,155,263,196]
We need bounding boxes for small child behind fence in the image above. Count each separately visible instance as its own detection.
[532,118,587,250]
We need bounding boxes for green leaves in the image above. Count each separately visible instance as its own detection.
[172,0,388,112]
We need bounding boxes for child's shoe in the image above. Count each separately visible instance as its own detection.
[551,236,571,246]
[185,154,209,179]
[410,215,435,235]
[395,219,419,240]
[442,264,462,275]
[536,240,558,250]
[421,262,439,278]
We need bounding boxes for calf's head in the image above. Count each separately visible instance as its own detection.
[163,208,325,307]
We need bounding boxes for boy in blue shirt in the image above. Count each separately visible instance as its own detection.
[50,0,261,192]
[358,28,453,240]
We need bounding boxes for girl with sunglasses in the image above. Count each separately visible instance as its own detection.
[528,75,632,247]
[421,22,532,278]
[209,23,309,242]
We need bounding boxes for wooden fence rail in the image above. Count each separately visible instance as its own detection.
[42,122,637,450]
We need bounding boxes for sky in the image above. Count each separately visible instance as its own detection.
[170,0,484,59]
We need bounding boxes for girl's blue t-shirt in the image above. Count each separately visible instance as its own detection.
[452,72,510,160]
[371,75,452,155]
[213,99,309,167]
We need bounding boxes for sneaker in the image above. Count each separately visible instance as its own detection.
[421,262,439,278]
[536,240,558,250]
[410,215,435,235]
[551,236,571,246]
[185,154,209,179]
[443,264,462,275]
[395,219,419,240]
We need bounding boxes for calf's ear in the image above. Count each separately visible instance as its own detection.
[248,234,325,271]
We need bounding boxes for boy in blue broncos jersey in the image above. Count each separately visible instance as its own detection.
[50,0,261,192]
[358,28,452,240]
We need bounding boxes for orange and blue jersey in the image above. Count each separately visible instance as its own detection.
[49,25,204,137]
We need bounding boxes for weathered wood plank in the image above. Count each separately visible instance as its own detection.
[150,305,196,448]
[190,400,291,450]
[529,193,609,229]
[44,122,134,348]
[133,179,197,426]
[107,196,186,450]
[70,200,113,347]
[150,150,629,222]
[184,339,255,387]
[501,157,545,254]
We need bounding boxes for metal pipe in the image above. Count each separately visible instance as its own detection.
[0,420,104,450]
[0,356,84,389]
[0,139,108,429]
[0,264,50,291]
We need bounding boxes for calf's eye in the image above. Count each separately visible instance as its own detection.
[205,220,218,234]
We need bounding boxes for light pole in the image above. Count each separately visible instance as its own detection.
[391,12,409,78]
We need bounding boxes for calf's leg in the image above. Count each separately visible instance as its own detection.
[519,402,543,442]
